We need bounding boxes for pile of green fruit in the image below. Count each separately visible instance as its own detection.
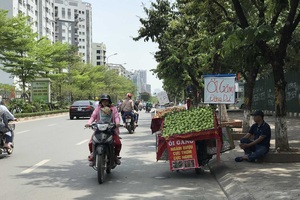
[162,107,215,137]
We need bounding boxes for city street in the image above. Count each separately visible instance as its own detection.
[0,111,226,200]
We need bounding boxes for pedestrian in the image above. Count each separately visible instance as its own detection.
[235,110,271,162]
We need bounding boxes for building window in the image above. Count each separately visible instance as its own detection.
[68,9,71,19]
[62,8,65,18]
[82,11,85,14]
[96,50,101,54]
[83,60,85,63]
[97,62,101,65]
[97,56,101,60]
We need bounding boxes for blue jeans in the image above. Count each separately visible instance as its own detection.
[122,112,136,123]
[240,138,269,162]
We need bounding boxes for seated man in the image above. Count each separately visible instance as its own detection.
[235,110,271,162]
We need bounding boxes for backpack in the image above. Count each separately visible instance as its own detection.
[0,107,9,133]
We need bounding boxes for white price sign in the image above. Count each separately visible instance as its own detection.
[204,74,236,104]
[157,91,170,105]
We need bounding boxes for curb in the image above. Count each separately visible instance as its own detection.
[208,159,255,200]
[18,112,68,121]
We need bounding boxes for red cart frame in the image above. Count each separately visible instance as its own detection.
[151,112,234,171]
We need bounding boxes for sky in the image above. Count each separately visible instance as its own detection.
[85,0,163,93]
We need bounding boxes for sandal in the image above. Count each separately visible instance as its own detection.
[115,157,121,165]
[235,156,244,162]
[3,142,13,150]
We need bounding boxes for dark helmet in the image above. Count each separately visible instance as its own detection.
[100,94,112,104]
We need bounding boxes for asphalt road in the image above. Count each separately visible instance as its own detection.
[0,110,227,200]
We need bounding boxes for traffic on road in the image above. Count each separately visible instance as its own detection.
[0,111,227,200]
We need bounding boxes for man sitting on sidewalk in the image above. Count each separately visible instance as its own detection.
[235,110,271,162]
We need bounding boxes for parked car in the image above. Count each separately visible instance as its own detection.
[69,100,95,120]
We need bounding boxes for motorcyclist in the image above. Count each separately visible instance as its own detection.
[85,94,121,166]
[120,93,137,126]
[146,102,152,112]
[0,96,17,150]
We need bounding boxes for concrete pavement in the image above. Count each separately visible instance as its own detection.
[209,111,300,200]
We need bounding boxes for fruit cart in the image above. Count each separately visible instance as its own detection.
[151,106,235,172]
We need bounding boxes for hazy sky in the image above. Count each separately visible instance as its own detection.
[85,0,163,92]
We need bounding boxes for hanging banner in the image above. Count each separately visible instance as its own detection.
[204,74,236,104]
[167,139,198,171]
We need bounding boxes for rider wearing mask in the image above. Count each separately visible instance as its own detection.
[0,96,17,149]
[120,93,137,126]
[85,94,121,166]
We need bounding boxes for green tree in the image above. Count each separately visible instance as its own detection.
[226,0,300,151]
[0,13,38,99]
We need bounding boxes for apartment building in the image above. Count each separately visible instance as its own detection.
[0,0,55,42]
[54,0,92,63]
[91,42,106,66]
[0,0,56,87]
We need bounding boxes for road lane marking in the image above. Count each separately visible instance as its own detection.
[21,159,50,174]
[76,139,89,145]
[47,124,56,126]
[16,130,30,135]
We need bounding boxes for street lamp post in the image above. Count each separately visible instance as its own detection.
[106,53,118,66]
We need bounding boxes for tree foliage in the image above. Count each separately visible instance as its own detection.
[135,0,300,151]
[0,10,136,106]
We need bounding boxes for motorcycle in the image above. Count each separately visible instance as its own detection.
[124,114,135,134]
[0,122,15,155]
[88,122,119,184]
[146,106,151,113]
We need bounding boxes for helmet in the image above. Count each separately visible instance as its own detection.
[100,94,112,104]
[126,93,132,98]
[95,97,99,101]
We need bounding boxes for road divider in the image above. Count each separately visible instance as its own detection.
[76,139,89,145]
[21,159,50,174]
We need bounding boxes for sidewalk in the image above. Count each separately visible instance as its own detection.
[209,111,300,200]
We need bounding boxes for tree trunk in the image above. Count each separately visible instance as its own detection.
[242,77,256,133]
[273,62,289,151]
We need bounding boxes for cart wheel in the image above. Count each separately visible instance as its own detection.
[195,168,202,175]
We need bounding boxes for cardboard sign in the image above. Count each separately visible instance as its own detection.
[157,91,169,105]
[167,139,198,170]
[204,74,236,104]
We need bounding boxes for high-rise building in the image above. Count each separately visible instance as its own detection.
[130,70,151,99]
[108,63,127,77]
[54,0,92,63]
[0,0,56,86]
[91,42,106,66]
[0,0,56,42]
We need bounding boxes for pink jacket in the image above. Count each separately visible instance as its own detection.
[87,105,120,135]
